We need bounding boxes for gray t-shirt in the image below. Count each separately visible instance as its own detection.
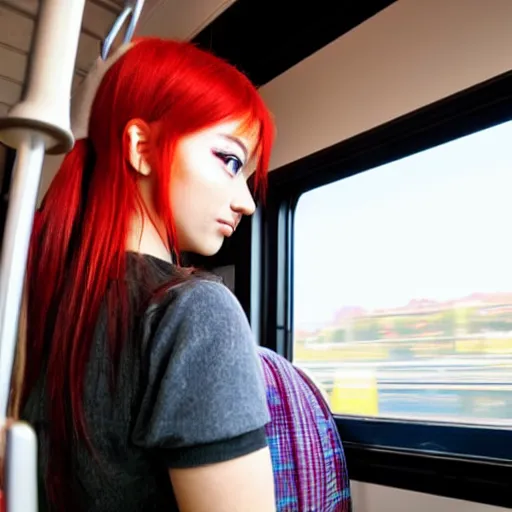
[23,254,270,511]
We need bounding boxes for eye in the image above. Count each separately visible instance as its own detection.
[214,150,244,175]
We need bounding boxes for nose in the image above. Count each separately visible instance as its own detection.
[231,178,256,217]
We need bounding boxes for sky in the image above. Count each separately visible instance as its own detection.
[293,120,512,331]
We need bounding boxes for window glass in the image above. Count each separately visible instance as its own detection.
[293,120,512,426]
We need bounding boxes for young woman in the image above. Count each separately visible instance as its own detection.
[18,37,276,512]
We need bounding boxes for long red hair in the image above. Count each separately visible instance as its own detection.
[22,37,274,510]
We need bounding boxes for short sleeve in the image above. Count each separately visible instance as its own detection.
[131,280,270,468]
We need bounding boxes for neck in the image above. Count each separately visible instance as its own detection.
[126,211,173,263]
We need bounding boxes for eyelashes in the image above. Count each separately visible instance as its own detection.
[213,150,244,175]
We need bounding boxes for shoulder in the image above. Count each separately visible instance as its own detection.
[185,279,248,327]
[157,278,248,332]
[143,278,254,363]
[174,278,244,314]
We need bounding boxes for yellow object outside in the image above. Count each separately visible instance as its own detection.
[483,338,512,354]
[455,339,484,353]
[330,370,379,416]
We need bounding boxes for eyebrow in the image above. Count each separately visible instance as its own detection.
[222,134,249,160]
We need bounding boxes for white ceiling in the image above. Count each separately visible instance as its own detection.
[0,0,236,117]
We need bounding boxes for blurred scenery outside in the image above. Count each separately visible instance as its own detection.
[293,121,512,426]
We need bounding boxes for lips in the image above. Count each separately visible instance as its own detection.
[217,220,235,236]
[218,219,235,230]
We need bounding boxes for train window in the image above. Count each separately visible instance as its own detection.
[293,119,512,426]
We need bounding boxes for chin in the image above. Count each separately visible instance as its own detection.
[193,238,224,257]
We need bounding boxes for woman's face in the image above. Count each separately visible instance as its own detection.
[170,119,259,256]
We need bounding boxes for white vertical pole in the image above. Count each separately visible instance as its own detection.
[0,137,45,420]
[0,1,86,511]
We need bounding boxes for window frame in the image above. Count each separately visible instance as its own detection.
[236,69,512,508]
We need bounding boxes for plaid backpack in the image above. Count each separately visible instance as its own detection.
[258,347,351,512]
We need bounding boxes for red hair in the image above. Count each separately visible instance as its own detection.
[23,38,274,510]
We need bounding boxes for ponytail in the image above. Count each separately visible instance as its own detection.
[24,138,94,403]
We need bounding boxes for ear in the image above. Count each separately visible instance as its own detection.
[125,119,152,176]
